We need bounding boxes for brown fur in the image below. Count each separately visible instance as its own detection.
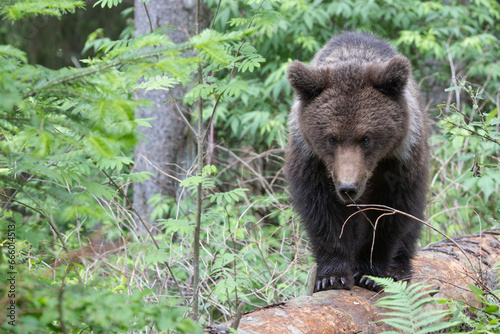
[286,32,428,291]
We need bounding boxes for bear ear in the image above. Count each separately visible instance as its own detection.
[369,55,411,96]
[288,60,331,101]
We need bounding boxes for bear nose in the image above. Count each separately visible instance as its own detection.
[338,184,358,201]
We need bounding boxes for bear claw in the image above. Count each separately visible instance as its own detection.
[356,275,382,292]
[314,275,353,292]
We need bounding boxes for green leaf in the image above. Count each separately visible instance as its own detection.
[87,136,117,158]
[180,175,204,188]
[469,283,485,296]
[94,0,123,8]
[158,218,194,235]
[444,86,461,92]
[134,75,179,92]
[144,248,169,265]
[128,171,154,184]
[485,305,499,314]
[202,164,218,176]
[208,188,248,205]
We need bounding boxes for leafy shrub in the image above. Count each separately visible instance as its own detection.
[427,80,499,239]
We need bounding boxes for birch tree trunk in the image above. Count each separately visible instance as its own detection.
[133,0,208,233]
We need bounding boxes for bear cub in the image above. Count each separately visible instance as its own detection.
[286,32,429,292]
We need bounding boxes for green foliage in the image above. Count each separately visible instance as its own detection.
[428,79,499,237]
[0,0,84,20]
[439,81,500,150]
[0,0,268,331]
[204,0,500,153]
[371,276,462,333]
[94,0,123,9]
[0,29,193,228]
[0,1,307,331]
[0,263,201,333]
[446,265,500,333]
[208,188,249,206]
[166,158,305,313]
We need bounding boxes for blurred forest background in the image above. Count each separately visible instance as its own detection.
[0,0,499,333]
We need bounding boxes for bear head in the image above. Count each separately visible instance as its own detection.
[288,56,412,203]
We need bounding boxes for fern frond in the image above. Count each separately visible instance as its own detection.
[413,310,454,333]
[370,276,461,334]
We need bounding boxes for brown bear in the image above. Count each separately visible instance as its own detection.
[286,31,429,292]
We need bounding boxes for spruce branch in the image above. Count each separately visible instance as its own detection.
[23,43,193,99]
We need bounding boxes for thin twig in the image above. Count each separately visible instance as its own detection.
[231,302,246,330]
[446,43,460,110]
[191,0,204,320]
[216,145,280,204]
[341,193,377,268]
[101,170,158,248]
[142,2,154,34]
[369,212,396,268]
[169,88,198,136]
[343,204,475,271]
[0,173,35,218]
[58,273,68,334]
[209,0,223,30]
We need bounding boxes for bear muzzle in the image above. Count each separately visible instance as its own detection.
[337,183,360,202]
[331,150,367,203]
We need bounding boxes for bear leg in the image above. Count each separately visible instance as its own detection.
[386,232,418,281]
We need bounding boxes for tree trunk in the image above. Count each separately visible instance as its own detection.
[133,0,208,233]
[206,229,500,334]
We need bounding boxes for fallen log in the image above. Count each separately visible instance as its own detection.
[206,229,500,334]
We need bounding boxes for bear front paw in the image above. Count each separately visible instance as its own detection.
[354,272,382,292]
[386,266,411,282]
[314,274,354,292]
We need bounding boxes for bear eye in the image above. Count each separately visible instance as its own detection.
[360,136,370,147]
[328,137,338,148]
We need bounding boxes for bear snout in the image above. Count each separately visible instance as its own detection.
[331,149,366,202]
[337,183,359,202]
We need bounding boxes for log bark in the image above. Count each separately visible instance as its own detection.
[206,229,500,334]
